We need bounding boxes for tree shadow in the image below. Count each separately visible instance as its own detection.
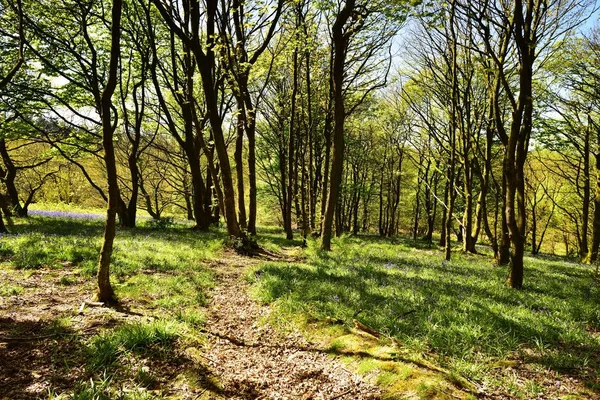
[0,317,86,399]
[0,315,226,398]
[252,257,600,381]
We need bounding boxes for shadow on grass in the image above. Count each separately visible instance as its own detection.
[0,317,86,399]
[0,316,225,399]
[251,246,600,384]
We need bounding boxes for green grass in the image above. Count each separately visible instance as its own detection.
[0,283,24,296]
[1,214,221,398]
[87,320,182,370]
[249,234,600,398]
[5,211,599,398]
[0,216,219,304]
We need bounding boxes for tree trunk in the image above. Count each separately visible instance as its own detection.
[445,0,458,261]
[96,0,123,304]
[246,105,258,235]
[192,0,241,238]
[321,0,355,250]
[320,46,334,231]
[235,98,247,230]
[0,140,25,217]
[580,121,591,258]
[0,210,7,234]
[286,28,299,240]
[498,165,511,264]
[589,119,600,262]
[531,202,538,255]
[440,181,448,247]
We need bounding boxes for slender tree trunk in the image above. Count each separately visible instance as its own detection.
[463,160,476,253]
[321,0,355,250]
[531,203,538,255]
[320,46,334,229]
[286,29,299,240]
[97,0,123,304]
[440,181,448,247]
[306,49,316,231]
[246,105,258,235]
[235,98,247,230]
[445,0,458,261]
[498,165,511,264]
[581,123,591,258]
[589,119,600,262]
[378,151,386,236]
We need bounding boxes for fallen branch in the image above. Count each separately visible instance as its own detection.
[353,319,382,338]
[0,333,61,342]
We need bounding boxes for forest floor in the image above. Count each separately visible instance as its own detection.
[0,214,599,399]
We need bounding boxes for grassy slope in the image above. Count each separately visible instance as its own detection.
[250,234,600,399]
[0,216,220,399]
[1,215,599,399]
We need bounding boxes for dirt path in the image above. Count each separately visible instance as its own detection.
[201,254,381,399]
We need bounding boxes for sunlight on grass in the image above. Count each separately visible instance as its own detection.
[1,215,220,398]
[249,235,600,398]
[87,320,183,371]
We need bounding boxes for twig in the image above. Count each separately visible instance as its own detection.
[329,388,352,400]
[353,319,382,338]
[78,301,104,315]
[0,333,63,342]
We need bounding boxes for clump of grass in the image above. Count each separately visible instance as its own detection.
[59,275,77,285]
[87,320,182,370]
[0,284,24,296]
[52,372,163,400]
[47,317,73,335]
[117,271,212,311]
[175,309,205,327]
[0,242,14,259]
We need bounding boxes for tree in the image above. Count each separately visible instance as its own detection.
[96,0,123,304]
[0,0,25,233]
[467,0,591,288]
[151,0,243,239]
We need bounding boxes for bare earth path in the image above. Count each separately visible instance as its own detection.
[201,253,381,399]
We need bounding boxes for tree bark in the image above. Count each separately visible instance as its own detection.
[589,118,600,262]
[96,0,123,304]
[235,98,248,230]
[0,140,25,217]
[445,0,458,261]
[321,0,356,250]
[286,24,299,240]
